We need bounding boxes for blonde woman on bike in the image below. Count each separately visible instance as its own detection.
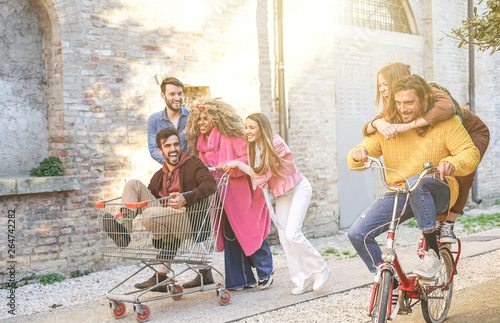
[362,62,489,244]
[226,113,330,295]
[348,74,480,277]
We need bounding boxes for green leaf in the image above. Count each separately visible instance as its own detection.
[30,156,64,177]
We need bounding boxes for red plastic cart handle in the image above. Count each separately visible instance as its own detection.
[125,201,149,208]
[95,202,106,208]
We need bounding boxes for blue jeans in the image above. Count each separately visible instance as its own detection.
[223,216,273,289]
[348,176,450,273]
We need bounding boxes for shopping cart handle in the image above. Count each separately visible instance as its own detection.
[95,197,121,208]
[207,166,235,174]
[125,201,149,208]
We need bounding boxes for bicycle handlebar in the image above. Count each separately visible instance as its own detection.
[364,156,439,194]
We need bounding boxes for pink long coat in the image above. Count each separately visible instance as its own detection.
[197,128,270,256]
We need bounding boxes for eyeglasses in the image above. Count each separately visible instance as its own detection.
[165,172,173,189]
[197,105,211,111]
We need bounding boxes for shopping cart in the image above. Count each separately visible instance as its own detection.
[95,168,231,322]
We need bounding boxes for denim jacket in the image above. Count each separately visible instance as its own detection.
[147,106,190,164]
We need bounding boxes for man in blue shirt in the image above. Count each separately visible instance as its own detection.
[147,77,190,164]
[142,77,213,290]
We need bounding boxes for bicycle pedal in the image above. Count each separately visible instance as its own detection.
[418,277,438,286]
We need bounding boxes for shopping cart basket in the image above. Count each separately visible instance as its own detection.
[95,168,231,322]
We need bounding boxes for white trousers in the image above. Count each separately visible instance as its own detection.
[275,178,327,289]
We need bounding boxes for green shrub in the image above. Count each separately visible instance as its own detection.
[31,156,64,177]
[70,269,93,278]
[38,273,65,285]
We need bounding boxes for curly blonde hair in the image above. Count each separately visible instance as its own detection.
[185,97,245,155]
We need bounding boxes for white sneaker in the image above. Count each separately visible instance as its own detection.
[291,281,313,295]
[313,266,330,291]
[413,249,443,278]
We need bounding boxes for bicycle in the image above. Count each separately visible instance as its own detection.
[363,156,461,323]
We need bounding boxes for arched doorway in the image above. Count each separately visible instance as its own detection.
[0,0,63,176]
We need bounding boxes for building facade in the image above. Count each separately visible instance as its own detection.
[1,0,499,279]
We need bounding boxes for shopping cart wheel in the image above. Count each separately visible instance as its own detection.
[134,304,150,322]
[217,289,230,306]
[171,284,183,300]
[110,301,126,319]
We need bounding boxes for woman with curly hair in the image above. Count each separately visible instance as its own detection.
[226,113,330,295]
[184,98,274,291]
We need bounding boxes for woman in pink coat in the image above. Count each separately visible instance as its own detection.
[185,98,274,290]
[227,113,330,295]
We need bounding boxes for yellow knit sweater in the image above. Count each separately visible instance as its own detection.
[347,116,480,207]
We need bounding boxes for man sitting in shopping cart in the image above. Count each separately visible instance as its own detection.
[102,127,217,291]
[347,74,480,279]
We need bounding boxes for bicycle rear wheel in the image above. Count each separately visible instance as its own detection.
[371,270,393,323]
[421,247,454,323]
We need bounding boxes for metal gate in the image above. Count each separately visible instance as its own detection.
[336,81,375,229]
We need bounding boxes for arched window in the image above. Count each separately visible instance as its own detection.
[336,0,417,35]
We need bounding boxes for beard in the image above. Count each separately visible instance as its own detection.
[164,150,180,166]
[166,99,181,112]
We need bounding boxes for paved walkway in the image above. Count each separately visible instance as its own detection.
[4,223,500,323]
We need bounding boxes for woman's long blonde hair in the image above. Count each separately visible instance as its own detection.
[375,62,411,115]
[246,113,288,179]
[185,97,245,155]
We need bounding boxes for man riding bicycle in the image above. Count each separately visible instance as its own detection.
[347,74,480,278]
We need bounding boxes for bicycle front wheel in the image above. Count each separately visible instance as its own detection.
[371,270,393,323]
[421,247,454,323]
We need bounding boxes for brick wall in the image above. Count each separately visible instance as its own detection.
[425,0,500,204]
[1,0,273,281]
[276,1,339,236]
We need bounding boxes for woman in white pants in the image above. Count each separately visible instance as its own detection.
[226,113,330,295]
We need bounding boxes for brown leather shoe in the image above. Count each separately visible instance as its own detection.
[134,273,169,292]
[182,268,214,288]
